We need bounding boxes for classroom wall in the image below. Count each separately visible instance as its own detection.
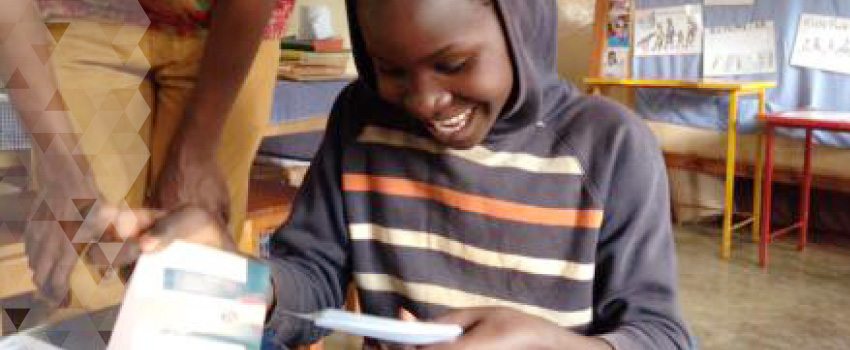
[556,0,632,103]
[285,0,600,84]
[556,0,595,89]
[285,0,595,73]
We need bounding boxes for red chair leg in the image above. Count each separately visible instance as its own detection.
[760,125,775,268]
[799,128,813,251]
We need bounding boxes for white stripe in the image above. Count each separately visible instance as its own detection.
[355,273,593,328]
[350,223,594,281]
[357,126,583,175]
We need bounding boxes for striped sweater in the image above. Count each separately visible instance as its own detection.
[265,1,692,349]
[264,84,692,350]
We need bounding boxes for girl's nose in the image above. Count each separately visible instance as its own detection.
[402,77,452,118]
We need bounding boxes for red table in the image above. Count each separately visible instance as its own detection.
[760,111,850,268]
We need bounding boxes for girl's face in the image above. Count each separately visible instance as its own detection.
[359,0,514,149]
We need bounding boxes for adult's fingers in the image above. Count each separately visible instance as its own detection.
[136,214,184,253]
[46,245,77,305]
[99,206,164,240]
[82,237,143,270]
[108,238,143,267]
[78,202,113,239]
[218,200,230,227]
[23,222,48,265]
[30,225,61,291]
[139,208,223,253]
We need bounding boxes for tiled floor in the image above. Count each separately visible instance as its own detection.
[676,224,850,350]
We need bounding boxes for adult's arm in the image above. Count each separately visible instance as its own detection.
[153,0,278,222]
[1,1,105,304]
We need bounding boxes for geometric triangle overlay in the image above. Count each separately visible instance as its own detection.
[44,331,72,346]
[4,307,29,331]
[97,243,124,264]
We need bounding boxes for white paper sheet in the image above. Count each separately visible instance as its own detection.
[704,21,776,76]
[107,242,270,350]
[0,331,64,350]
[791,14,850,75]
[287,309,462,345]
[635,5,703,56]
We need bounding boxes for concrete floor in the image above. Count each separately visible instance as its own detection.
[676,224,850,350]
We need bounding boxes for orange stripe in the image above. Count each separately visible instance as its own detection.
[343,174,603,228]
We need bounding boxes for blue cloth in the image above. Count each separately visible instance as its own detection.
[271,80,351,124]
[262,80,351,162]
[258,131,324,161]
[632,0,850,147]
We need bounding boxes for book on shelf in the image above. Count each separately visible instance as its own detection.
[280,49,351,67]
[278,61,351,81]
[280,36,345,53]
[277,72,353,82]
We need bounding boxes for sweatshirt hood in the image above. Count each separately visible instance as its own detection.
[345,0,577,145]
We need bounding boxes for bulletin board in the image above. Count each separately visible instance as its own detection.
[590,0,635,79]
[589,0,850,147]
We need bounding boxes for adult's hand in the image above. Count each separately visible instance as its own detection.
[135,206,237,254]
[25,198,146,305]
[151,0,278,224]
[25,140,97,305]
[2,0,150,306]
[152,139,230,227]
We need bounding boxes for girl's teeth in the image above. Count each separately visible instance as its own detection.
[436,110,471,127]
[432,109,472,134]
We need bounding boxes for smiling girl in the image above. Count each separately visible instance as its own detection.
[130,0,694,349]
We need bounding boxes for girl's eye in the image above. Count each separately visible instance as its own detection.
[435,59,469,74]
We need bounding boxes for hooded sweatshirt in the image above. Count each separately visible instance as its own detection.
[264,0,694,349]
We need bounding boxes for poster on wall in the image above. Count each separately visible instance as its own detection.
[607,0,631,47]
[607,13,631,47]
[602,47,630,77]
[704,0,754,5]
[703,21,776,76]
[634,5,703,56]
[791,14,850,75]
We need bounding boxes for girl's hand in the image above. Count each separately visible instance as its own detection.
[422,307,613,350]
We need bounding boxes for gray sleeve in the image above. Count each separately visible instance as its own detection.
[582,106,695,350]
[262,86,356,348]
